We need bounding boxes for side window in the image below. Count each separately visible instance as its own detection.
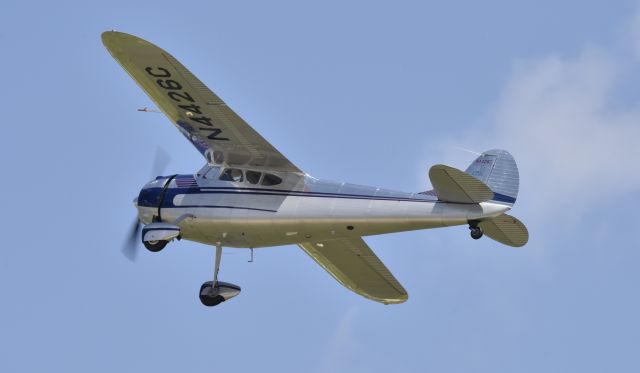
[203,167,218,179]
[261,173,282,186]
[246,170,261,185]
[219,168,243,182]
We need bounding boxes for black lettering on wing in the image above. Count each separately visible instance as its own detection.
[157,79,182,90]
[178,104,202,114]
[145,67,171,77]
[199,127,229,141]
[190,116,214,127]
[168,91,195,103]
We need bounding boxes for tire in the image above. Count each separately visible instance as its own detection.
[143,240,168,252]
[199,282,225,307]
[470,227,483,240]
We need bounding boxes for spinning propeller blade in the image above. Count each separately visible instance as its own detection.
[122,218,141,261]
[150,147,170,179]
[121,147,171,261]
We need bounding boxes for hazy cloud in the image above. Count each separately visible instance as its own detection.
[321,307,358,373]
[447,12,640,224]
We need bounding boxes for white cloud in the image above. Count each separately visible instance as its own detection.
[627,7,640,59]
[447,14,640,224]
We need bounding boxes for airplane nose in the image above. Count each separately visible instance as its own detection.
[137,176,169,207]
[137,185,162,207]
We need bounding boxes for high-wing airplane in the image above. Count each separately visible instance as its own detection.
[102,31,528,307]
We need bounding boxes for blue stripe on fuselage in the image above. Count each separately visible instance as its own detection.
[136,186,516,208]
[492,192,516,204]
[137,186,437,208]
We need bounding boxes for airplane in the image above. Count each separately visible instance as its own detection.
[102,31,529,307]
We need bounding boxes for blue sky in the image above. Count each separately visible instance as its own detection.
[2,1,640,372]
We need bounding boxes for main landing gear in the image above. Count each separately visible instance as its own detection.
[469,221,484,240]
[199,244,241,307]
[143,240,168,252]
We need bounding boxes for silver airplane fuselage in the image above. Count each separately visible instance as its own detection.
[102,31,527,306]
[135,164,510,249]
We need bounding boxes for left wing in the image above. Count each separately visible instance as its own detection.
[102,31,301,173]
[428,164,493,203]
[299,237,408,304]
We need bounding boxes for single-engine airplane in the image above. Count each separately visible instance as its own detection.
[103,31,528,307]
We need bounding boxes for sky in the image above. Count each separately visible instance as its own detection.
[1,0,640,372]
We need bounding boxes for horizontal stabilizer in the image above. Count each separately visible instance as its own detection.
[480,214,529,247]
[429,164,493,203]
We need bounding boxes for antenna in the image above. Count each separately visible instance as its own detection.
[453,146,481,156]
[137,106,161,113]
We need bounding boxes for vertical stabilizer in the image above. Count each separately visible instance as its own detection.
[465,149,519,205]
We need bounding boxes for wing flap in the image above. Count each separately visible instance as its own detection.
[298,237,408,304]
[428,164,493,203]
[102,31,301,172]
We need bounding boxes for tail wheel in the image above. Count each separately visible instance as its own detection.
[470,227,483,240]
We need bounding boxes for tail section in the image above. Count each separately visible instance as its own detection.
[465,150,527,246]
[425,149,528,247]
[465,149,519,206]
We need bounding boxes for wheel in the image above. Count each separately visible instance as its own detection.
[199,282,225,307]
[143,240,168,252]
[470,227,483,240]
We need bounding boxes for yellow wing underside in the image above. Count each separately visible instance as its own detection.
[102,31,301,172]
[299,237,408,304]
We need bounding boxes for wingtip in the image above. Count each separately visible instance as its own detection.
[378,291,409,305]
[101,29,121,42]
[382,295,409,305]
[101,30,152,51]
[101,30,122,50]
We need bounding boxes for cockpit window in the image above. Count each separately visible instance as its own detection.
[261,173,282,186]
[203,167,218,179]
[219,168,243,182]
[246,171,261,184]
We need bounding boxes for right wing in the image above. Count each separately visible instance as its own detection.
[298,237,408,304]
[102,31,302,173]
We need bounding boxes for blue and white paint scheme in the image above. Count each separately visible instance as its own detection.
[103,31,529,307]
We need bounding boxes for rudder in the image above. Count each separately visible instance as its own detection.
[465,149,519,205]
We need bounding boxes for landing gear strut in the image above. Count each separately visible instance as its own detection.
[199,243,241,307]
[469,221,484,240]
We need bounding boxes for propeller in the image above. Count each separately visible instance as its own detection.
[122,218,142,261]
[150,147,170,181]
[121,147,170,262]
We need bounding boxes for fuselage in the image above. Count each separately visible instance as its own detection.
[135,165,510,248]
